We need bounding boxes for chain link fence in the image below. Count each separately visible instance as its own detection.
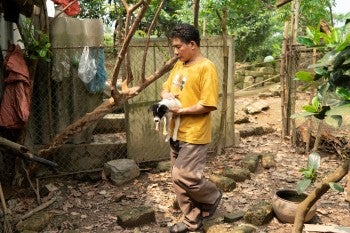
[21,36,236,174]
[2,38,328,175]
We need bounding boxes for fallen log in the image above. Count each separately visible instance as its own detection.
[0,136,58,167]
[296,123,350,159]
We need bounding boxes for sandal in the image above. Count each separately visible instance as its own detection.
[202,190,222,219]
[169,222,203,233]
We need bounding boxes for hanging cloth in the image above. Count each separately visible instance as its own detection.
[52,0,81,16]
[0,45,31,129]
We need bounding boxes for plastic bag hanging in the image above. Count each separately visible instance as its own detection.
[78,46,97,84]
[86,47,107,93]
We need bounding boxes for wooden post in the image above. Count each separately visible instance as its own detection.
[280,21,290,139]
[290,0,300,146]
[215,8,228,155]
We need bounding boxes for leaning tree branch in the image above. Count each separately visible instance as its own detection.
[36,56,178,160]
[292,158,350,233]
[141,0,166,81]
[110,0,151,102]
[0,136,57,167]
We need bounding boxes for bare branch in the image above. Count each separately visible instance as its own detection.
[141,0,166,81]
[193,0,200,28]
[110,0,151,101]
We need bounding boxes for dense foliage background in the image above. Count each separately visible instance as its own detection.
[76,0,349,62]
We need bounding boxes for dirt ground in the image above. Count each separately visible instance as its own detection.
[4,86,350,233]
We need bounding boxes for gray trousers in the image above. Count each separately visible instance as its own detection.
[170,139,221,230]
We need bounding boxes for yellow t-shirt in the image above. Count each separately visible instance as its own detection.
[162,58,219,144]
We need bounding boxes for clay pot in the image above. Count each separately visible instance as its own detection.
[272,189,317,223]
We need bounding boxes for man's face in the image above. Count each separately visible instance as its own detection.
[172,38,194,63]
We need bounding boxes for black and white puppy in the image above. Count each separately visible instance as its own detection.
[149,98,181,142]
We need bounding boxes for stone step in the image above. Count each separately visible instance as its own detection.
[35,133,127,173]
[93,113,125,134]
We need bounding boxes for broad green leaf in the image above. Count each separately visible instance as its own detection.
[336,87,350,100]
[296,179,312,195]
[309,50,339,68]
[302,105,318,113]
[336,33,350,51]
[324,115,342,128]
[329,182,344,192]
[297,36,315,47]
[326,104,350,116]
[301,169,313,178]
[314,67,328,76]
[311,96,320,109]
[307,152,320,171]
[295,71,314,82]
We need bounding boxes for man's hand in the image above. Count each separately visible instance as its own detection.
[161,91,178,100]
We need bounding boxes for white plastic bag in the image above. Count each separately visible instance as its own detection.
[78,46,97,84]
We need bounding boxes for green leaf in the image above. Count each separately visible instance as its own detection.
[39,49,47,58]
[326,104,350,116]
[295,71,314,82]
[296,179,312,195]
[302,105,318,113]
[336,33,350,51]
[297,36,315,47]
[329,182,344,192]
[301,169,313,178]
[324,115,342,128]
[314,67,328,76]
[311,96,320,109]
[336,87,350,100]
[307,152,320,171]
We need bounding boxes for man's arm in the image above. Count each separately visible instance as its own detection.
[172,103,216,115]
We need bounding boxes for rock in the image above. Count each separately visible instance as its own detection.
[223,166,251,182]
[234,112,250,124]
[205,223,257,233]
[39,183,58,197]
[261,153,276,169]
[223,210,245,223]
[243,201,274,226]
[238,126,275,138]
[117,206,156,228]
[268,84,280,96]
[244,100,270,114]
[209,174,236,192]
[157,160,171,172]
[241,153,261,173]
[16,211,53,232]
[104,159,140,186]
[231,224,258,233]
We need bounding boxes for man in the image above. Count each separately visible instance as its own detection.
[161,23,222,233]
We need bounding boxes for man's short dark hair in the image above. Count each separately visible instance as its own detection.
[170,23,201,47]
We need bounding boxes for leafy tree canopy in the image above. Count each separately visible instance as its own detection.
[75,0,343,62]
